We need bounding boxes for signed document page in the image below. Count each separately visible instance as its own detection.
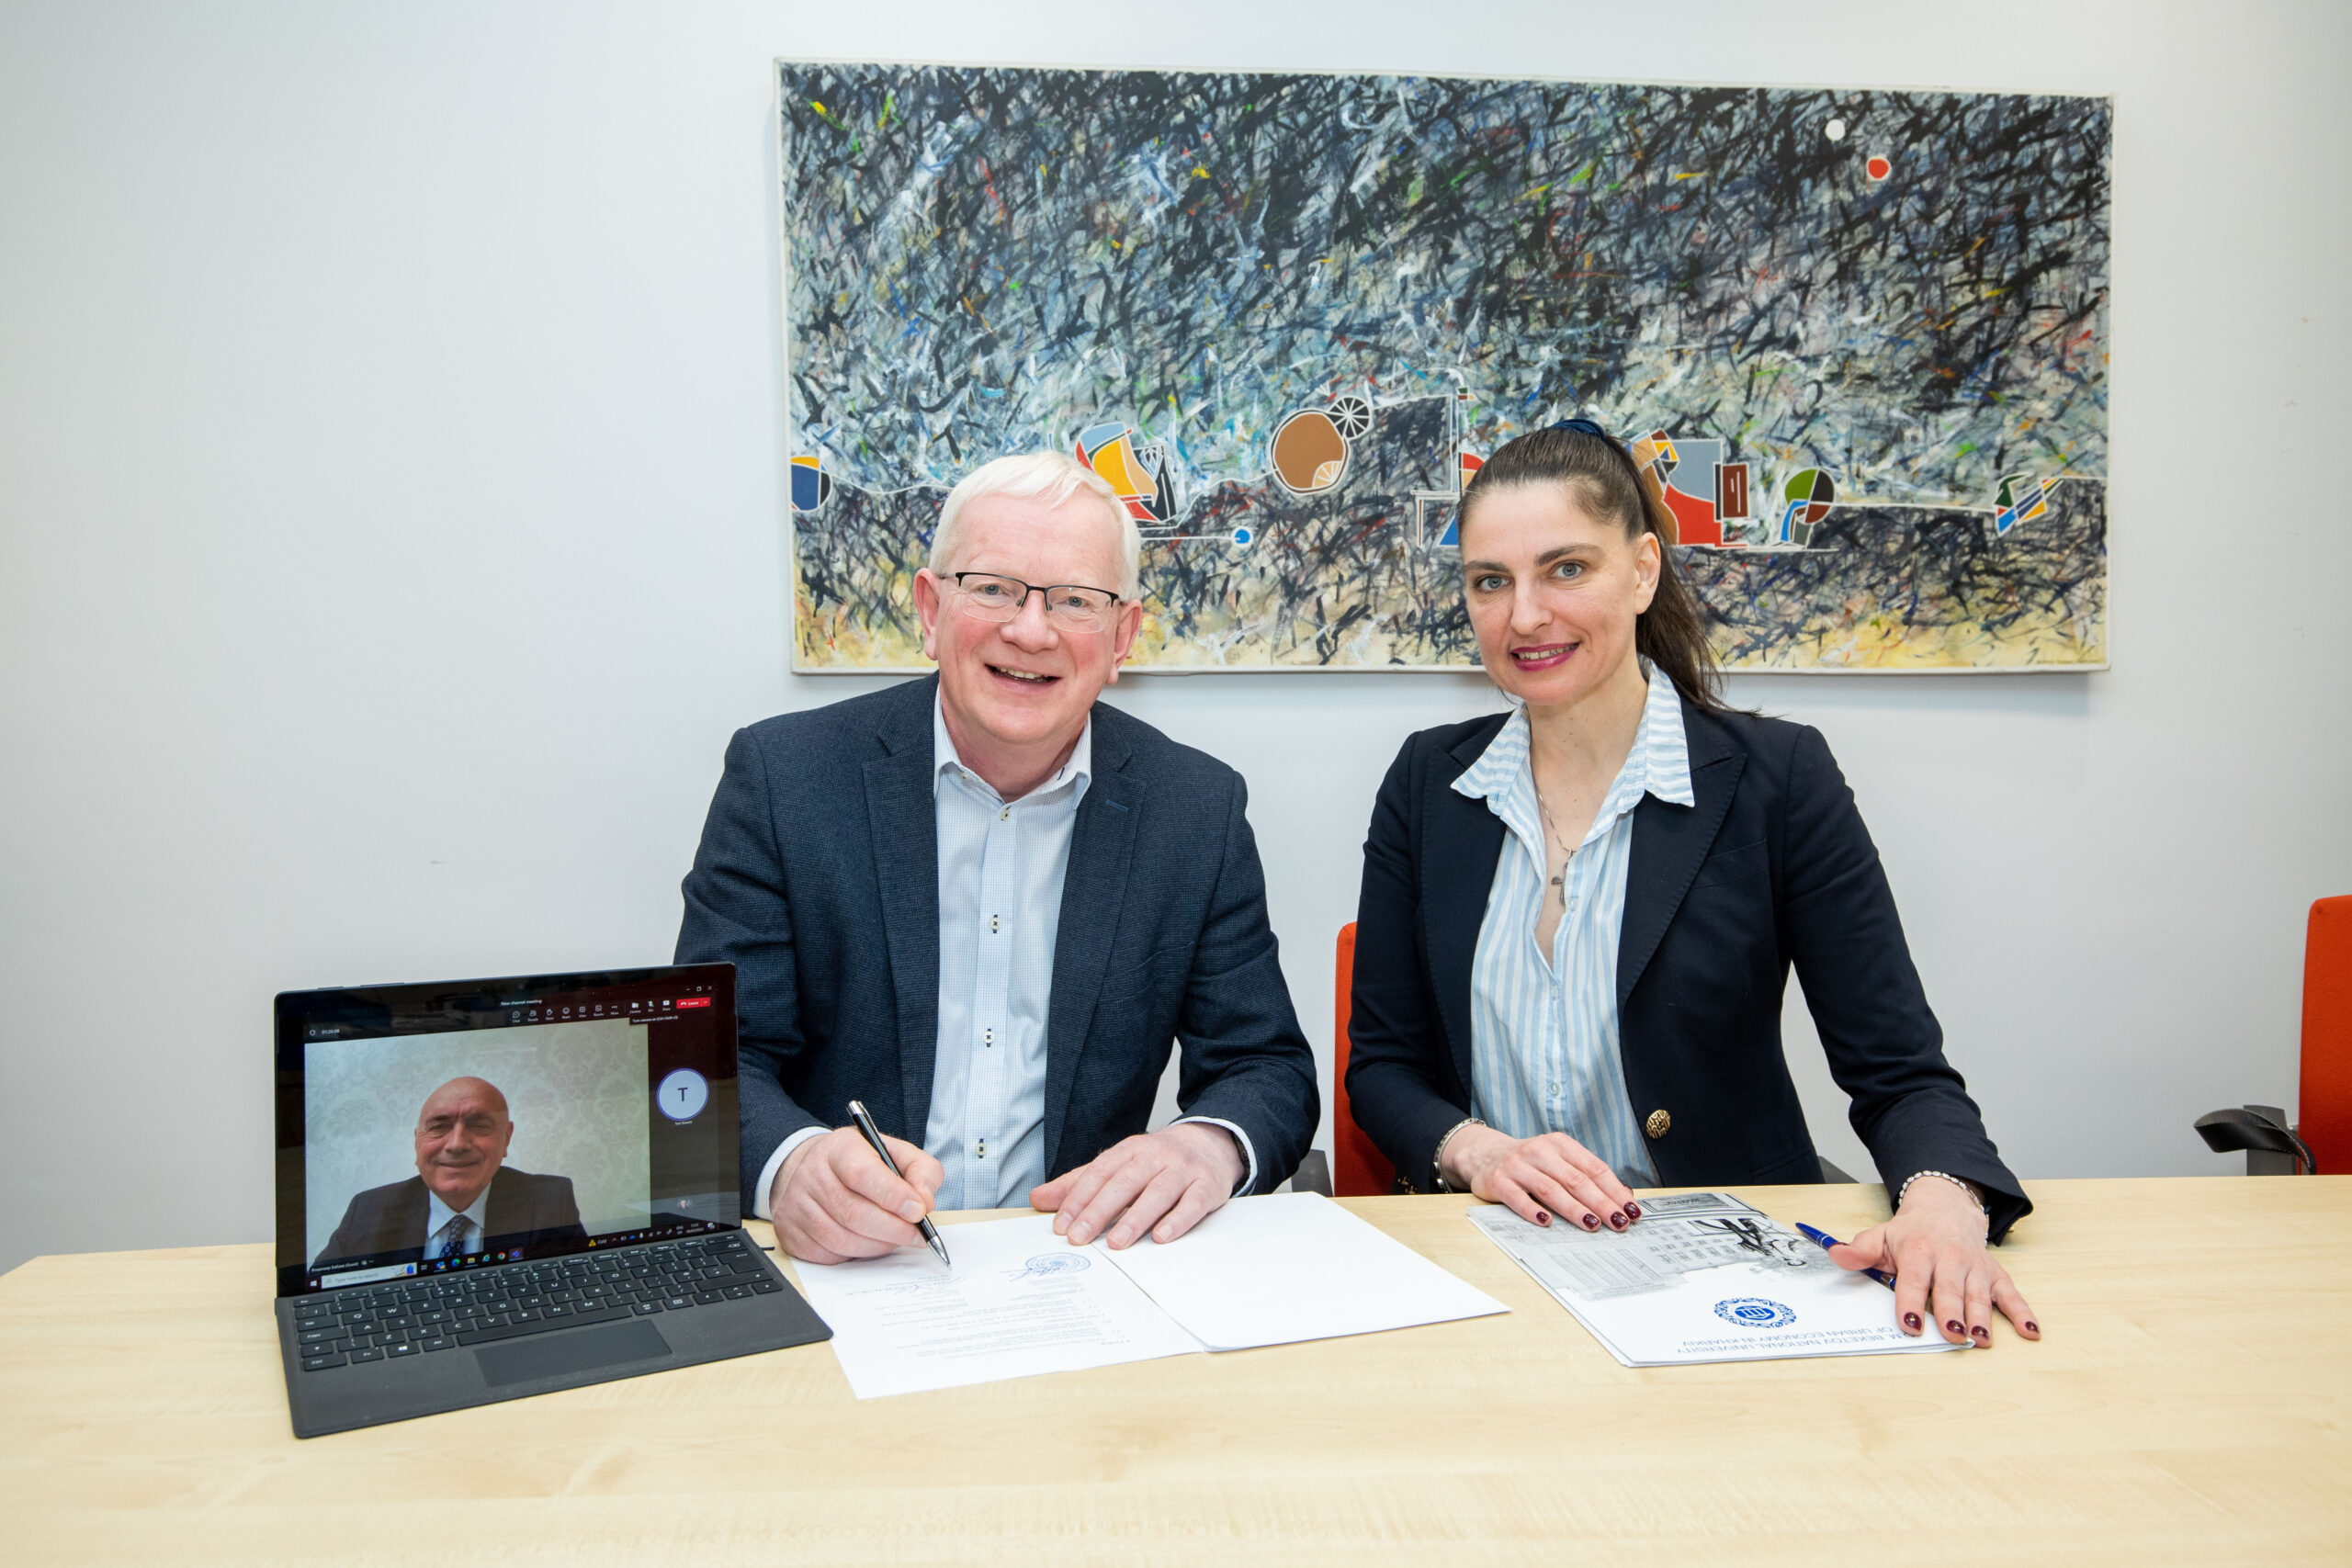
[792,1214,1202,1399]
[1468,1190,1962,1367]
[1098,1191,1507,1350]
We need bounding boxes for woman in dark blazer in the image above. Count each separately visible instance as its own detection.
[1348,421,2041,1348]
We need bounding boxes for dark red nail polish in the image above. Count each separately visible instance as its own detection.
[1623,1202,1641,1219]
[1534,1211,1551,1226]
[1946,1320,1964,1335]
[2023,1321,2040,1334]
[1903,1312,1922,1332]
[1971,1325,1990,1341]
[1607,1212,1627,1230]
[1581,1213,1601,1231]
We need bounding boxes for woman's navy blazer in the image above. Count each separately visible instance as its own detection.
[1345,696,2030,1241]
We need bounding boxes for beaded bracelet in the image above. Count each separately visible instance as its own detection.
[1896,1168,1987,1214]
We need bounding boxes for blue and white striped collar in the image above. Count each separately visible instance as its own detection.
[1453,668,1695,816]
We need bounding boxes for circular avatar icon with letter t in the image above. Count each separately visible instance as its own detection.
[655,1068,709,1122]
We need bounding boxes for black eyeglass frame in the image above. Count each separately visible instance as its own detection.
[946,571,1125,623]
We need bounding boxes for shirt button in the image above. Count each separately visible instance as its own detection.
[983,1028,995,1045]
[1566,897,1580,913]
[1000,807,1010,821]
[1548,1082,1561,1098]
[989,914,1001,934]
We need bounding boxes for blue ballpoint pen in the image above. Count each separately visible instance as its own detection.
[1795,1222,1895,1290]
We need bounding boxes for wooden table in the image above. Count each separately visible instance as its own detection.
[3,1179,2347,1565]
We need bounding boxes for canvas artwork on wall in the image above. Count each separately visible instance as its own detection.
[777,62,2110,672]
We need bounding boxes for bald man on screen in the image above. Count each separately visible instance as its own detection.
[314,1077,585,1266]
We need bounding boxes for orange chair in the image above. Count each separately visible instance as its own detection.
[1332,922,1399,1196]
[2196,897,2352,1175]
[2300,897,2352,1173]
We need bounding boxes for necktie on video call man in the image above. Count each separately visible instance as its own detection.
[429,1213,474,1261]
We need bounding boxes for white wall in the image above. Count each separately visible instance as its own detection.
[4,0,2346,1274]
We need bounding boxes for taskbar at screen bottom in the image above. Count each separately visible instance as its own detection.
[290,1197,743,1295]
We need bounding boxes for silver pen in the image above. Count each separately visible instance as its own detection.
[843,1100,951,1269]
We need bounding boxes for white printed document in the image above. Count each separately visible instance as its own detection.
[790,1213,1202,1399]
[1097,1190,1508,1350]
[794,1194,1504,1397]
[1468,1190,1962,1367]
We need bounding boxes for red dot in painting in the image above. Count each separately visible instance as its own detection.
[1867,155,1892,181]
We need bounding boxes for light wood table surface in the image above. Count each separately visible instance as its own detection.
[3,1178,2347,1565]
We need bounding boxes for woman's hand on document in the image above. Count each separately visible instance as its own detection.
[1442,1126,1643,1235]
[1827,1175,2041,1347]
[771,1127,945,1264]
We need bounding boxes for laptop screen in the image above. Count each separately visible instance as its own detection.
[274,964,740,1297]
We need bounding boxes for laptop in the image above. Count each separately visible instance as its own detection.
[273,963,830,1438]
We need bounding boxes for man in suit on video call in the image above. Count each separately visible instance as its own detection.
[314,1077,585,1265]
[676,452,1319,1263]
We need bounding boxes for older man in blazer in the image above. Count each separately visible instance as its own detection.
[677,453,1317,1263]
[315,1077,584,1265]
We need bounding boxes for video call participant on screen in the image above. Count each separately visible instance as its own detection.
[1345,421,2042,1349]
[314,1077,585,1266]
[677,452,1318,1265]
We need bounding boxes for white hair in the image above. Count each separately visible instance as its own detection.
[930,452,1142,598]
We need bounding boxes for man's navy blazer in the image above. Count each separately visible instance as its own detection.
[1346,696,2030,1241]
[314,1168,585,1266]
[675,674,1319,1209]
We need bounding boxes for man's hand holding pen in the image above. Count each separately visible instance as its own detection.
[770,1125,945,1266]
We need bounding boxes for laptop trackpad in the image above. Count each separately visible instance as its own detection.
[475,1320,673,1387]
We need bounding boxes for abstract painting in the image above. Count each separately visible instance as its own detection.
[777,63,2109,671]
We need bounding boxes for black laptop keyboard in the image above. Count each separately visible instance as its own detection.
[290,1231,779,1371]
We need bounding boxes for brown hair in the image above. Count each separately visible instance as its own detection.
[1459,423,1728,713]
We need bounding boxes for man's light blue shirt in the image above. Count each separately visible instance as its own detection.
[923,698,1093,1210]
[1451,670,1693,1187]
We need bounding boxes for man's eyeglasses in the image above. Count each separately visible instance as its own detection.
[949,572,1123,630]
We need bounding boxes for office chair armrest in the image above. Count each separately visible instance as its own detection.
[2194,1106,2318,1175]
[1288,1149,1334,1197]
